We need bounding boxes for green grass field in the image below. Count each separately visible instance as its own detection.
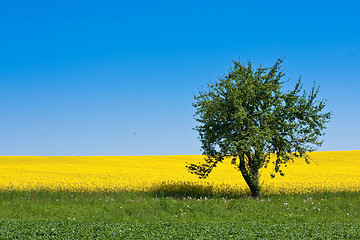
[0,191,359,239]
[1,220,358,239]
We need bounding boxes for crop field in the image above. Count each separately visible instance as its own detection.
[0,151,359,194]
[0,220,359,239]
[0,151,359,239]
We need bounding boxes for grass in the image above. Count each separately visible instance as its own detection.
[0,190,358,223]
[0,190,358,239]
[0,220,359,239]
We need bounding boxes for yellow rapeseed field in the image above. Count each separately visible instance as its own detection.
[0,151,359,194]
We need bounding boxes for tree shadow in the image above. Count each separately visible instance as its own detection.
[147,181,250,199]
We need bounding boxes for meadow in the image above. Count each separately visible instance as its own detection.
[0,151,359,239]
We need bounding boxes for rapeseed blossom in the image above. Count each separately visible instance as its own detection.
[0,151,359,194]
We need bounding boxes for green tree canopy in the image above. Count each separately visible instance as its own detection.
[187,58,331,197]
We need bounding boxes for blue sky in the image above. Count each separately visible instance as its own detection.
[0,0,359,155]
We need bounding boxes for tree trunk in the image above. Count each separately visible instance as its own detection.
[238,154,261,197]
[247,172,261,197]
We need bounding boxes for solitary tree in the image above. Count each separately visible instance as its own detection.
[186,58,331,197]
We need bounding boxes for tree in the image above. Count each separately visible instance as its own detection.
[186,58,331,197]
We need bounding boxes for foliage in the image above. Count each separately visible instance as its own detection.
[187,58,331,196]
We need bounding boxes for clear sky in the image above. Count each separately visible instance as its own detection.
[0,0,359,156]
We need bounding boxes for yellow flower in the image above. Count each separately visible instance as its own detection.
[0,151,359,194]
